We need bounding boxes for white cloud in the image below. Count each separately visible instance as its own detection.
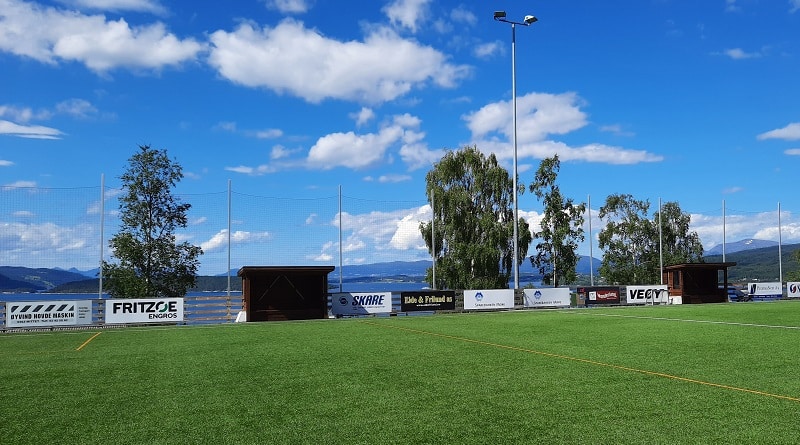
[270,145,296,160]
[55,98,97,118]
[307,113,429,170]
[254,128,283,139]
[785,148,800,155]
[208,20,469,104]
[3,180,37,189]
[265,0,310,14]
[372,174,412,183]
[473,41,502,59]
[224,164,277,175]
[200,229,272,253]
[0,159,13,167]
[464,92,588,142]
[721,48,761,60]
[0,104,50,122]
[0,221,94,254]
[57,0,167,15]
[791,0,800,13]
[383,0,430,33]
[350,107,375,126]
[12,210,34,217]
[334,205,429,255]
[758,123,800,141]
[449,7,477,27]
[388,205,429,250]
[725,0,741,12]
[0,0,204,71]
[0,120,63,139]
[307,126,403,169]
[463,92,663,165]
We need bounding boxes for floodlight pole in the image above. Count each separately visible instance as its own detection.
[494,11,537,290]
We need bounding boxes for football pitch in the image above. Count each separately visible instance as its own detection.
[2,302,800,444]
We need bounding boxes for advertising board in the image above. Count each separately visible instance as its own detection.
[625,285,669,305]
[104,298,184,324]
[400,290,455,311]
[523,288,570,308]
[748,282,782,301]
[788,282,800,299]
[463,289,514,310]
[577,286,620,305]
[330,292,392,315]
[6,300,92,328]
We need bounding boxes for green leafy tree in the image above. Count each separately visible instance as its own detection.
[655,201,704,267]
[598,194,655,284]
[103,145,202,298]
[528,155,585,286]
[419,145,531,289]
[598,194,703,285]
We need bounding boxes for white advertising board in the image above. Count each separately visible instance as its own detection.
[746,282,783,301]
[105,298,184,324]
[788,282,800,299]
[464,289,514,310]
[625,285,669,305]
[331,292,392,315]
[523,288,570,308]
[6,300,92,328]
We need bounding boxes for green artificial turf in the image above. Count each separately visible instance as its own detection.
[2,302,800,444]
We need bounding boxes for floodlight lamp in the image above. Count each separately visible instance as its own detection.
[524,15,538,25]
[493,11,507,20]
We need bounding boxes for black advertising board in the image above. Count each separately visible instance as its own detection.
[577,286,620,305]
[400,291,456,311]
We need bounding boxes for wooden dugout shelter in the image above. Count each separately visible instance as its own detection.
[238,266,335,321]
[662,262,736,304]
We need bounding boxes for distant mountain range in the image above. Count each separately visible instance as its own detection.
[2,239,797,292]
[704,239,779,256]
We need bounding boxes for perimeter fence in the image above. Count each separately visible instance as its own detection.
[2,182,798,287]
[1,183,431,282]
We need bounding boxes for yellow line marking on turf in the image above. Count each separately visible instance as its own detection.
[362,320,800,403]
[573,312,800,330]
[76,332,101,351]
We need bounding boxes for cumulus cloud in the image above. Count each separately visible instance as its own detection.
[0,159,14,167]
[464,92,588,142]
[758,122,800,141]
[383,0,430,33]
[307,113,428,169]
[350,107,375,126]
[0,0,204,71]
[208,19,469,104]
[333,205,430,257]
[200,229,272,253]
[463,92,663,165]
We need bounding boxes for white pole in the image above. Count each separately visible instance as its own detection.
[511,22,519,290]
[659,198,663,286]
[99,173,105,299]
[588,194,594,286]
[722,199,726,263]
[779,202,783,286]
[339,185,343,293]
[431,190,436,290]
[227,179,232,298]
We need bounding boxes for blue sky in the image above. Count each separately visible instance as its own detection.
[2,0,800,275]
